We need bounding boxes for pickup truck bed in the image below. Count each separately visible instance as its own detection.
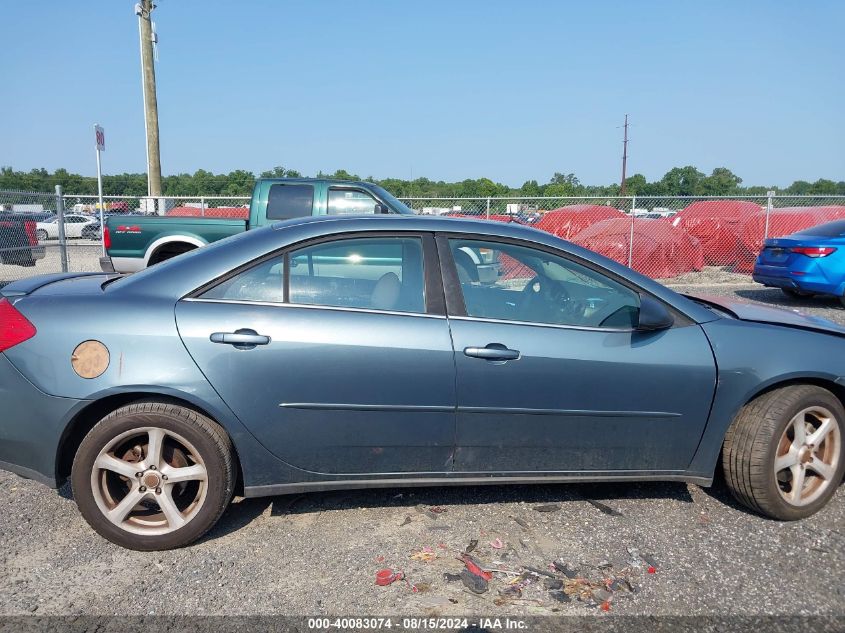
[104,216,246,273]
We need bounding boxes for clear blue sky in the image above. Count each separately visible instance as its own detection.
[2,0,843,187]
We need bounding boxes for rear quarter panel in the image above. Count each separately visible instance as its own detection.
[4,290,292,487]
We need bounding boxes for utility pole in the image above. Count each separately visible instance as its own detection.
[135,1,161,197]
[620,114,629,196]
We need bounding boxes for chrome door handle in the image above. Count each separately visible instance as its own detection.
[464,344,520,361]
[210,329,270,349]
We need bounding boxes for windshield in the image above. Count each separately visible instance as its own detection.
[369,185,417,215]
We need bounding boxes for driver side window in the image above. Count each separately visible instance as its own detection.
[448,239,640,329]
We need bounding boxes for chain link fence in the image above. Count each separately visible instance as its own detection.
[1,190,844,286]
[403,194,845,284]
[0,191,250,285]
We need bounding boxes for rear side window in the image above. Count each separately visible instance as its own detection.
[794,220,845,237]
[200,255,285,303]
[266,184,314,220]
[289,237,425,313]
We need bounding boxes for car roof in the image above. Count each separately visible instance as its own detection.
[269,213,549,240]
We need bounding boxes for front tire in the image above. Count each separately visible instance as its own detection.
[722,385,844,520]
[71,402,236,550]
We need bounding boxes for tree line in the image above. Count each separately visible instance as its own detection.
[2,165,843,199]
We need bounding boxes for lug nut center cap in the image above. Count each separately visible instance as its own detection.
[142,472,161,488]
[799,447,813,464]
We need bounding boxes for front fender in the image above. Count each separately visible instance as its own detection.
[687,317,845,477]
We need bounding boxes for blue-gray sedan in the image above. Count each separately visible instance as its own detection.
[0,215,843,550]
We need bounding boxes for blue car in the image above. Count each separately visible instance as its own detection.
[1,215,844,550]
[753,219,845,304]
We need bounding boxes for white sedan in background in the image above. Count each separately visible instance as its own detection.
[36,214,98,240]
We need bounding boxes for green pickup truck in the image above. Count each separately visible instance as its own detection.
[100,178,415,273]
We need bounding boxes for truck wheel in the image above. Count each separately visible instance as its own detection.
[148,243,197,266]
[722,385,844,520]
[71,402,236,550]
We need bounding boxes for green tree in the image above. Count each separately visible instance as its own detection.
[810,179,837,195]
[660,166,705,196]
[260,166,302,179]
[623,173,648,195]
[785,180,812,195]
[698,167,742,195]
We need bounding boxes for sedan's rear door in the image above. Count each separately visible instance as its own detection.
[175,232,457,475]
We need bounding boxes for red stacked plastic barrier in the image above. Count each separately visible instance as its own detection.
[671,200,761,265]
[536,205,626,240]
[166,206,249,218]
[572,217,704,278]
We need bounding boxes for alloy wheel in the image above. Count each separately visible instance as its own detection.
[89,427,208,536]
[774,406,841,507]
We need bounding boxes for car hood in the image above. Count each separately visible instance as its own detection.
[687,294,845,337]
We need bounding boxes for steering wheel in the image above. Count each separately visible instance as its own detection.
[519,275,574,323]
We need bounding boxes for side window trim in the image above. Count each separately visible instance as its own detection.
[435,234,467,317]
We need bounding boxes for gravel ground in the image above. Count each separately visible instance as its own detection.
[0,271,844,618]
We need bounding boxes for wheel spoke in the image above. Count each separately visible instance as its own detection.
[160,463,207,484]
[107,489,146,525]
[146,428,166,468]
[791,415,807,445]
[789,464,806,503]
[806,417,834,447]
[774,448,799,473]
[807,457,835,481]
[157,488,186,529]
[95,454,140,479]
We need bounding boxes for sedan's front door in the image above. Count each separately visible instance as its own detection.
[176,234,457,475]
[441,237,717,474]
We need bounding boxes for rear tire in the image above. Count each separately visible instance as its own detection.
[722,385,844,520]
[71,401,236,550]
[36,229,48,241]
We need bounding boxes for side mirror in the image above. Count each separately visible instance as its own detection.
[637,295,674,331]
[374,203,390,214]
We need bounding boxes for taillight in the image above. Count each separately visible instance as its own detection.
[790,246,837,258]
[103,226,111,249]
[24,220,37,246]
[0,298,36,352]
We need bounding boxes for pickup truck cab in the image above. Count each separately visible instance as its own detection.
[101,178,415,273]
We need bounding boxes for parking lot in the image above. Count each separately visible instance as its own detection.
[0,279,842,618]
